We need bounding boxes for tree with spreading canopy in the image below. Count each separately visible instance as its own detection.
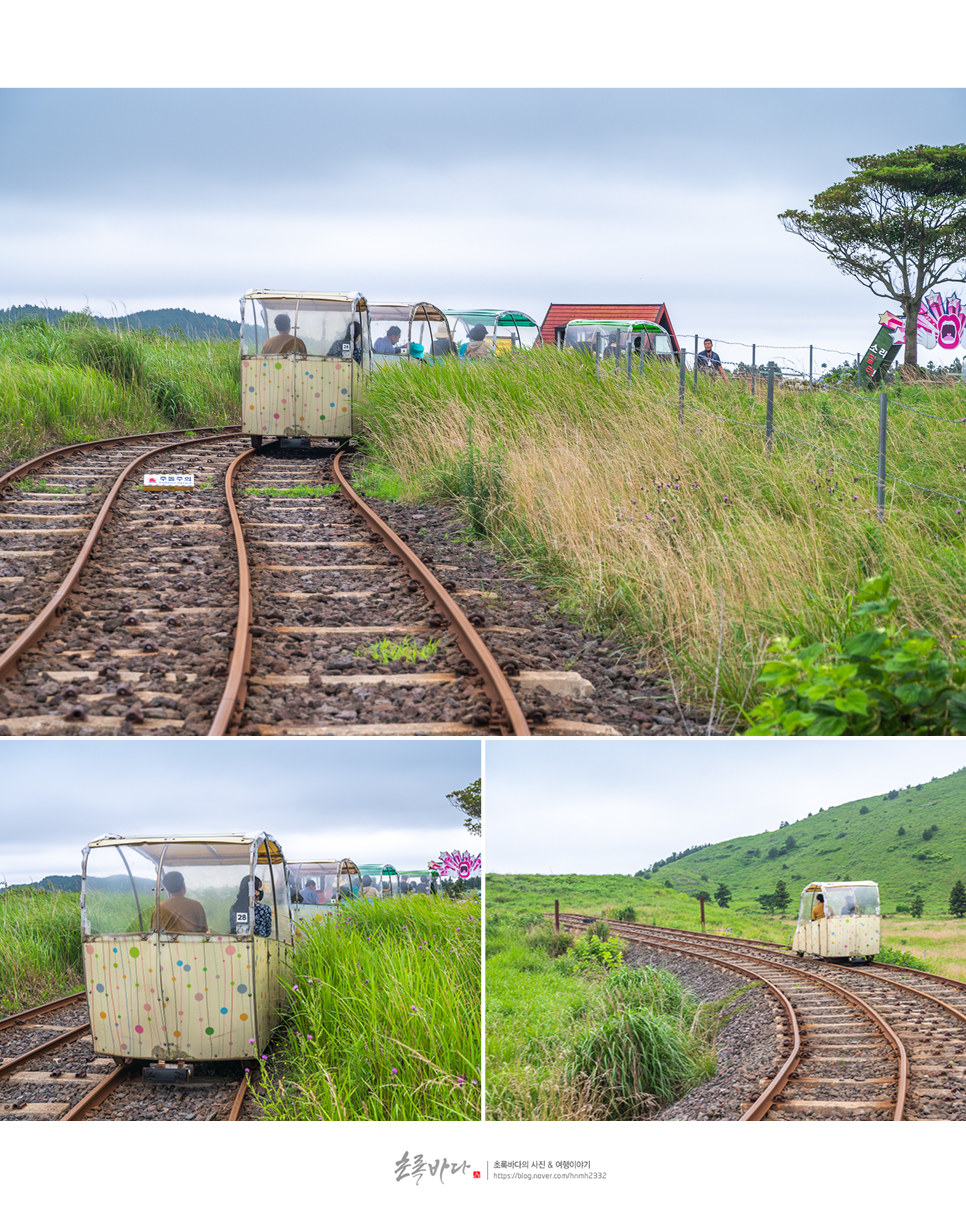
[446,778,481,837]
[779,145,966,372]
[950,879,966,918]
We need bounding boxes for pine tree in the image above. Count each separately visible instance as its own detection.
[950,880,966,918]
[773,879,791,916]
[714,882,732,908]
[910,895,925,918]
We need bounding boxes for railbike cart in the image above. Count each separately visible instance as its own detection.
[791,880,881,962]
[356,864,402,898]
[81,834,293,1069]
[240,291,370,450]
[563,318,677,365]
[444,309,542,356]
[398,869,442,896]
[369,303,455,364]
[288,858,363,920]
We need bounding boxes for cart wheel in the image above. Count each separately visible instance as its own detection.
[796,951,805,957]
[251,434,263,451]
[865,954,875,963]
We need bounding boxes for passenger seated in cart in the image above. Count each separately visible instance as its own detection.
[230,876,272,936]
[262,313,307,356]
[373,325,403,355]
[300,878,320,905]
[328,321,363,364]
[840,890,858,916]
[361,875,379,899]
[463,324,492,358]
[152,871,209,935]
[432,325,452,357]
[811,892,825,920]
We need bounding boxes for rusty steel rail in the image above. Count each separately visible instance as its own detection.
[0,431,240,683]
[208,448,258,735]
[228,1066,257,1120]
[61,1063,133,1121]
[621,919,966,1004]
[0,426,239,493]
[0,1021,92,1081]
[557,913,908,1122]
[0,991,85,1034]
[332,451,530,736]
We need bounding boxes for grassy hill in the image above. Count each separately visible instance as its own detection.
[650,766,966,915]
[1,304,237,341]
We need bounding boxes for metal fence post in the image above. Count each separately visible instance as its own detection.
[626,337,632,384]
[809,344,813,385]
[554,899,560,932]
[678,345,686,424]
[693,334,698,391]
[856,353,861,389]
[700,896,706,930]
[877,391,888,522]
[594,334,600,380]
[766,368,774,457]
[751,343,756,397]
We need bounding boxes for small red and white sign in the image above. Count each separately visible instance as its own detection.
[143,474,195,489]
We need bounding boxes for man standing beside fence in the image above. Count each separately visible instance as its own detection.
[697,338,729,380]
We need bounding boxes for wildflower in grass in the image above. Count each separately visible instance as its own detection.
[391,1068,398,1074]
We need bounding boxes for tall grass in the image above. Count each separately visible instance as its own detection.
[0,888,83,1012]
[0,315,239,468]
[486,915,724,1121]
[361,351,966,717]
[257,896,481,1120]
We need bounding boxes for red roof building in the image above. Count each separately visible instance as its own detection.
[540,303,679,352]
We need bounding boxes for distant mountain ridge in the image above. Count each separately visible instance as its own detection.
[1,304,237,342]
[649,767,966,913]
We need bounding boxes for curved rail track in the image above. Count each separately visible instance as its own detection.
[557,914,966,1120]
[0,436,532,735]
[0,994,253,1121]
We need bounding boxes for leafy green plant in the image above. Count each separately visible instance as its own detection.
[560,933,623,974]
[13,478,69,493]
[875,944,932,971]
[747,573,966,735]
[354,635,439,664]
[611,905,636,921]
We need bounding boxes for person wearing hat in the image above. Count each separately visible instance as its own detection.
[431,324,452,357]
[463,323,493,359]
[262,313,307,355]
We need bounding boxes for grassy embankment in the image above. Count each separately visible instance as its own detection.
[361,350,966,720]
[0,314,239,470]
[0,888,83,1012]
[651,767,966,979]
[258,895,481,1120]
[486,874,752,1120]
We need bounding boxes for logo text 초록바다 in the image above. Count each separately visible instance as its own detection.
[394,1152,473,1184]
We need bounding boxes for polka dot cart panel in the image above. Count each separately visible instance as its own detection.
[242,355,354,439]
[84,936,291,1061]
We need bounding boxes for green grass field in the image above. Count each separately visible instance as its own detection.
[0,314,238,469]
[360,351,966,720]
[486,879,752,1120]
[258,896,481,1120]
[0,888,83,1012]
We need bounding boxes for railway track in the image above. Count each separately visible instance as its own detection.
[557,914,966,1120]
[0,993,254,1121]
[0,432,711,734]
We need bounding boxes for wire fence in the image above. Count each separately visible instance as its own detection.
[589,331,966,516]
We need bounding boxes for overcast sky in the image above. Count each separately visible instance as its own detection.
[3,88,965,373]
[484,739,966,874]
[0,739,479,885]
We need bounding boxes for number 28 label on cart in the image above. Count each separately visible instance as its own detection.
[143,474,195,489]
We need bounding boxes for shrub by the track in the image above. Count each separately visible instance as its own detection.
[257,896,481,1121]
